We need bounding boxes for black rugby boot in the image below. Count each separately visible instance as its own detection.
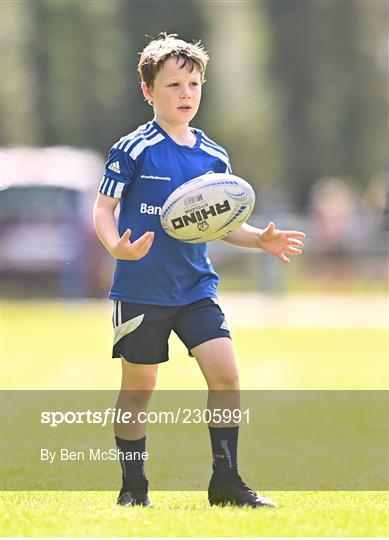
[117,476,151,507]
[208,470,277,508]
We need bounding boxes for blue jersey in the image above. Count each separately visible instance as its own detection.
[99,119,232,306]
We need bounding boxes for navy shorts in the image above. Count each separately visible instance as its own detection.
[112,297,231,364]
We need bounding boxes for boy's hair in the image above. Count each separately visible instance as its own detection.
[138,33,209,88]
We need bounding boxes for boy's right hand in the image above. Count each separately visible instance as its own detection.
[110,229,155,260]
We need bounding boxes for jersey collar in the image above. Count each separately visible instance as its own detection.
[151,119,202,150]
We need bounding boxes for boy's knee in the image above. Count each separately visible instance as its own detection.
[120,358,158,392]
[119,371,157,407]
[209,370,239,390]
[138,375,157,392]
[118,387,155,408]
[120,374,157,392]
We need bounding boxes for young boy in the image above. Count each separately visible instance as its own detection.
[93,33,305,508]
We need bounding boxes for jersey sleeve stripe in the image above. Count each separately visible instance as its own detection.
[110,179,117,196]
[113,128,143,150]
[201,135,229,157]
[99,176,109,193]
[129,133,165,160]
[199,143,230,170]
[123,128,158,153]
[112,181,125,198]
[119,126,156,151]
[105,179,114,196]
[99,176,124,198]
[115,123,154,150]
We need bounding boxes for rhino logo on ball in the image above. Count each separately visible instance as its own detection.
[171,200,231,230]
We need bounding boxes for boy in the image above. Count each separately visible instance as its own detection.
[93,33,305,508]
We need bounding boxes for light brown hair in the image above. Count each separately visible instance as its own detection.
[138,33,209,88]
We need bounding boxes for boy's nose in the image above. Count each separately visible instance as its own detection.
[180,86,191,98]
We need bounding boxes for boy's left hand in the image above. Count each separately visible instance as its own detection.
[259,222,305,264]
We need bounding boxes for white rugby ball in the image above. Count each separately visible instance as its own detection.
[160,173,255,243]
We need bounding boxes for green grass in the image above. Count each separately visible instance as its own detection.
[1,300,388,537]
[1,491,388,537]
[2,301,387,390]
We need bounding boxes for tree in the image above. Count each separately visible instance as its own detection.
[264,0,387,208]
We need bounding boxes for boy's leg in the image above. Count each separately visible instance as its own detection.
[191,337,276,508]
[191,336,239,391]
[115,359,158,507]
[111,300,175,506]
[115,358,158,439]
[191,337,240,469]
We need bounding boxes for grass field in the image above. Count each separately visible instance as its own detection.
[1,298,388,537]
[2,491,388,537]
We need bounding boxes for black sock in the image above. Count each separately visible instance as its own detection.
[115,435,147,489]
[209,426,239,473]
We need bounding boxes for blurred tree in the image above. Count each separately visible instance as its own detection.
[1,0,386,212]
[199,1,282,209]
[263,0,387,208]
[2,0,129,149]
[114,0,209,142]
[1,0,207,153]
[28,0,130,149]
[1,1,41,145]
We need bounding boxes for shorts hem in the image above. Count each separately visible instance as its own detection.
[187,333,232,356]
[113,353,169,365]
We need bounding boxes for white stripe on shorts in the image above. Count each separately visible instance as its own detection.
[113,314,144,346]
[113,300,121,328]
[117,301,122,326]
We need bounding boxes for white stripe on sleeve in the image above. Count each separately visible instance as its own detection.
[104,178,114,195]
[117,124,155,150]
[123,128,157,153]
[129,133,165,160]
[99,176,126,198]
[113,182,125,198]
[201,135,229,157]
[99,177,108,193]
[199,143,230,170]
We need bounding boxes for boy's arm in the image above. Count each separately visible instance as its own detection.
[222,222,305,264]
[93,193,154,260]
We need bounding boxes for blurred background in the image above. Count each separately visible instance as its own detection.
[1,0,388,298]
[2,6,388,536]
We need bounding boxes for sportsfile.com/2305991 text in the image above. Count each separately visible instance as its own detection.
[40,408,250,427]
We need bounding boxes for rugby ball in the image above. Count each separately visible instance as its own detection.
[160,173,255,243]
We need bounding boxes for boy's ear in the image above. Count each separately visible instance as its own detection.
[141,81,153,104]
